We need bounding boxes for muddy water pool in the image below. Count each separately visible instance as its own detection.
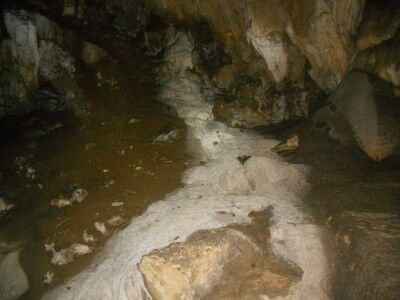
[0,57,189,299]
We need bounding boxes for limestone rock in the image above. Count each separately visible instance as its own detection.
[139,228,252,299]
[329,211,400,299]
[39,40,75,80]
[31,12,59,41]
[0,10,40,116]
[149,0,368,129]
[357,2,400,52]
[0,9,85,117]
[354,38,400,88]
[152,0,366,92]
[0,198,14,215]
[286,0,365,91]
[62,0,85,18]
[139,220,300,300]
[3,10,40,90]
[23,0,400,127]
[313,71,400,161]
[0,251,29,300]
[246,1,290,85]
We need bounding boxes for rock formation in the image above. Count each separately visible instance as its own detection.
[313,71,400,161]
[139,214,301,300]
[0,8,106,117]
[43,28,330,300]
[0,1,399,299]
[2,1,399,129]
[0,9,40,116]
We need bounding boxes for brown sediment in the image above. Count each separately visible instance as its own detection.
[0,55,189,299]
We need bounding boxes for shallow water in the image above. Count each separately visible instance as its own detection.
[0,57,188,299]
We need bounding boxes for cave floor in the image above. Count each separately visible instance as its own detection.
[0,58,399,299]
[264,122,400,299]
[0,58,188,299]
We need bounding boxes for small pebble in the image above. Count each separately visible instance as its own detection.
[95,222,107,235]
[44,271,54,284]
[83,230,95,243]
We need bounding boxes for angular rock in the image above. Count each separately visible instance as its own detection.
[139,228,253,299]
[139,216,301,300]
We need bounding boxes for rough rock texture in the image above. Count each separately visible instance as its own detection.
[354,37,400,89]
[0,8,91,117]
[313,71,400,161]
[11,1,400,127]
[20,0,148,38]
[356,1,400,52]
[285,0,365,90]
[149,0,366,91]
[0,9,40,116]
[139,212,300,300]
[38,40,75,80]
[329,211,400,300]
[278,118,400,300]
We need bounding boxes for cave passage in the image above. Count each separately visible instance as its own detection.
[0,1,400,300]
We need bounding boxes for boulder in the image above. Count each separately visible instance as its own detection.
[139,215,301,300]
[313,71,400,161]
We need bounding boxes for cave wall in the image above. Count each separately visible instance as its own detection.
[1,0,399,126]
[148,0,399,91]
[0,3,114,118]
